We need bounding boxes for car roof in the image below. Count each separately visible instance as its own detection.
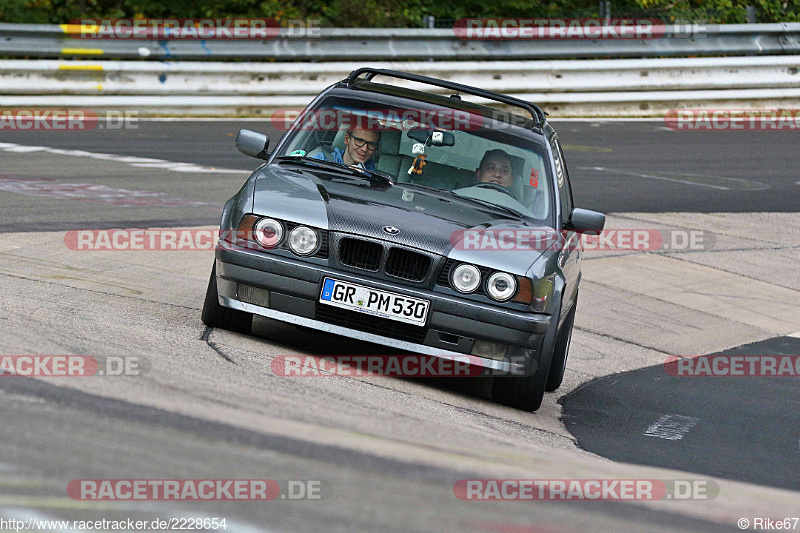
[342,68,547,124]
[332,80,546,137]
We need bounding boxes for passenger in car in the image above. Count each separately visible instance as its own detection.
[312,128,381,171]
[475,149,514,188]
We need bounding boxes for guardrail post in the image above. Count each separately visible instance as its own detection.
[600,1,612,23]
[746,5,757,23]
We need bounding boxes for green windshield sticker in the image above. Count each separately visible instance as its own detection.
[289,150,306,157]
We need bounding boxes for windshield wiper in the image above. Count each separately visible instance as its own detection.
[274,156,392,184]
[400,181,457,199]
[449,192,526,219]
[402,181,526,219]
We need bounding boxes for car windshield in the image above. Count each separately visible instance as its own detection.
[272,96,553,223]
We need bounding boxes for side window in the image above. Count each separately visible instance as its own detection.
[551,137,574,226]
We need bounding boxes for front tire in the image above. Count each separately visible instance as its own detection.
[201,262,253,335]
[490,360,551,411]
[545,297,577,392]
[490,295,565,411]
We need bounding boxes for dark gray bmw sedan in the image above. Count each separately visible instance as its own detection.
[202,68,605,411]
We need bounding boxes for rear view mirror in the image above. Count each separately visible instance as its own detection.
[236,129,270,160]
[566,208,605,235]
[407,129,455,147]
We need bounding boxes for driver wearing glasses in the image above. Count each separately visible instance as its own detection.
[312,128,381,171]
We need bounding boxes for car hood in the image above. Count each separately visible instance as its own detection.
[252,165,558,275]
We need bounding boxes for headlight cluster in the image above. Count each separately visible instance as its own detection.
[287,225,318,256]
[449,263,520,303]
[237,214,321,257]
[253,218,283,248]
[486,272,516,301]
[451,264,481,293]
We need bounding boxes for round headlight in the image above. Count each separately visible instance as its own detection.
[451,264,481,293]
[288,226,319,256]
[486,272,517,301]
[253,218,283,248]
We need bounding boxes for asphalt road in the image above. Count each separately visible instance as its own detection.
[0,377,729,532]
[561,335,800,492]
[0,119,797,531]
[1,119,798,231]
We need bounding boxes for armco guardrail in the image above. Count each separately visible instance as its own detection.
[3,57,799,95]
[1,23,800,60]
[2,57,799,117]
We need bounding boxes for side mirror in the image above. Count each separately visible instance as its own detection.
[566,208,605,235]
[236,129,270,160]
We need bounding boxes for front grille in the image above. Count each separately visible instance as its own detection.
[316,305,427,344]
[437,259,457,287]
[385,248,431,282]
[339,238,382,271]
[317,232,329,257]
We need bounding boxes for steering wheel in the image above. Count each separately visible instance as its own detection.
[475,182,519,200]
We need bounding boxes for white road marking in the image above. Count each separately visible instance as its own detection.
[584,166,731,190]
[643,414,700,441]
[0,142,244,174]
[0,175,214,208]
[0,390,47,403]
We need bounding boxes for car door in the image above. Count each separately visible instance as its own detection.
[550,134,580,320]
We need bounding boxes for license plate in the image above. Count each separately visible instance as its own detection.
[319,278,430,326]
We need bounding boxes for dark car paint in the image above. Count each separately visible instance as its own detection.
[248,164,560,278]
[212,74,599,389]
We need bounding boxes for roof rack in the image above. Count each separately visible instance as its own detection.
[343,68,547,126]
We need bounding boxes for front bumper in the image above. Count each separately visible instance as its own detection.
[215,247,554,376]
